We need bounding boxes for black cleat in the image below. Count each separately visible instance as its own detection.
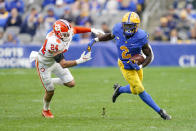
[158,109,172,120]
[112,84,121,103]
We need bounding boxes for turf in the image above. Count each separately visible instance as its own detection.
[0,67,196,131]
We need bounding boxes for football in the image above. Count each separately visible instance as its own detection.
[130,54,145,65]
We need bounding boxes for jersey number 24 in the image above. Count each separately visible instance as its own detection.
[42,40,59,55]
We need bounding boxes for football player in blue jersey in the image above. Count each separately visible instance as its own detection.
[87,12,171,120]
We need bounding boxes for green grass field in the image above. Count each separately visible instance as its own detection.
[0,67,196,131]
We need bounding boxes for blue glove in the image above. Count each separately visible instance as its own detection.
[86,39,96,52]
[128,60,141,70]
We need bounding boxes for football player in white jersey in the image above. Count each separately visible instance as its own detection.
[29,19,104,118]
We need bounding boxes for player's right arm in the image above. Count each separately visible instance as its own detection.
[92,22,121,43]
[86,23,121,51]
[86,33,115,51]
[97,33,115,41]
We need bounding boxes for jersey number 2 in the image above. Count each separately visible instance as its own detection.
[120,46,131,59]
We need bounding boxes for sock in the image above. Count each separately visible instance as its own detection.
[52,78,64,86]
[139,91,161,113]
[119,85,131,94]
[43,98,50,111]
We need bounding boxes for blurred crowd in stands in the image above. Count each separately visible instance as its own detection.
[0,0,145,45]
[2,0,195,45]
[152,0,196,44]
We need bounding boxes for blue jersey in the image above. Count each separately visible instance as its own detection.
[112,22,149,69]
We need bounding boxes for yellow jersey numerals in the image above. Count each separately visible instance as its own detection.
[120,46,131,59]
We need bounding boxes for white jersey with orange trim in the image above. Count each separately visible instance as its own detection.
[29,26,103,65]
[38,30,73,66]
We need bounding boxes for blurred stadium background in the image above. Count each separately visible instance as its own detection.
[0,0,196,131]
[0,0,196,68]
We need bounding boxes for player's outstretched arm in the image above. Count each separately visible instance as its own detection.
[97,33,115,42]
[141,43,154,68]
[86,33,115,52]
[53,51,91,68]
[73,26,105,36]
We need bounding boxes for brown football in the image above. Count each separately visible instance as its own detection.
[130,54,145,65]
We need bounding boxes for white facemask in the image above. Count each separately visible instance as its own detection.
[61,29,73,43]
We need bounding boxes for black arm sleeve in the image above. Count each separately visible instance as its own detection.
[54,53,64,63]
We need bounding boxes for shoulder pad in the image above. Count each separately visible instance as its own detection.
[136,29,148,40]
[47,36,57,45]
[46,31,54,38]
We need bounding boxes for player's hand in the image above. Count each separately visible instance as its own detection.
[91,28,105,36]
[76,51,92,64]
[129,60,141,70]
[86,39,96,52]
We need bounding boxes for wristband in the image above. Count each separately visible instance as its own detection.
[139,65,143,69]
[94,38,99,42]
[76,59,82,64]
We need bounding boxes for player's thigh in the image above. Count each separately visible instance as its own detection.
[137,69,143,82]
[52,63,74,84]
[118,59,143,81]
[122,69,144,94]
[118,62,144,94]
[35,60,54,91]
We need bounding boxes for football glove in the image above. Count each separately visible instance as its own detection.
[76,51,92,64]
[91,28,105,36]
[128,60,141,70]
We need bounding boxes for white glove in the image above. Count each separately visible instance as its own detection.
[139,65,143,69]
[91,28,105,35]
[76,51,92,64]
[29,51,38,62]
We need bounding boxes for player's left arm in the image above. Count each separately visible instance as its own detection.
[141,43,154,68]
[73,26,104,35]
[73,27,91,34]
